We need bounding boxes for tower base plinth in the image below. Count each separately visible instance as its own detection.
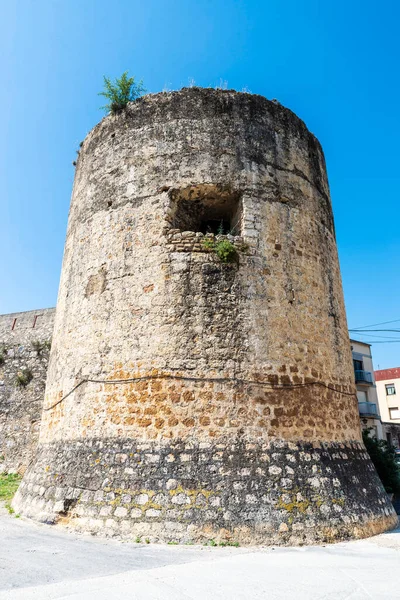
[13,437,398,545]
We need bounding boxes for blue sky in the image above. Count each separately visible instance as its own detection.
[0,0,399,368]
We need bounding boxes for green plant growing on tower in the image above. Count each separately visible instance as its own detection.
[201,238,215,252]
[99,72,146,115]
[201,237,237,263]
[215,239,237,263]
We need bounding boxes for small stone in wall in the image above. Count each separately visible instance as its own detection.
[171,493,190,505]
[135,493,149,505]
[146,508,161,517]
[268,465,282,475]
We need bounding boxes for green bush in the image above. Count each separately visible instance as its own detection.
[31,339,51,355]
[202,238,237,262]
[201,238,237,263]
[362,428,400,494]
[99,71,146,114]
[215,239,237,263]
[15,369,33,388]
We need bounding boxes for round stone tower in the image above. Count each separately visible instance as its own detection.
[14,88,397,544]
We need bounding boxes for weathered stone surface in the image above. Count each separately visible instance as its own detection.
[0,309,55,473]
[13,88,397,542]
[13,438,397,545]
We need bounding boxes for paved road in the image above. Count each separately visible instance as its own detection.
[1,509,400,599]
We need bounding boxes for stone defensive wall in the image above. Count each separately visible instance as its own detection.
[0,308,55,473]
[13,88,397,544]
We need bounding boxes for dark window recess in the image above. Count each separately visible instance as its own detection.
[353,359,363,371]
[200,218,231,235]
[168,185,242,235]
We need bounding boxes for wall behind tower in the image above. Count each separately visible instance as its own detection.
[0,308,55,473]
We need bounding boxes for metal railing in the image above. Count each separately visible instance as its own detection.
[354,370,373,384]
[358,402,379,417]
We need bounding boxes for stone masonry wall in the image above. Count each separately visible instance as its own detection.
[0,308,55,473]
[16,438,395,546]
[165,230,247,254]
[14,89,398,542]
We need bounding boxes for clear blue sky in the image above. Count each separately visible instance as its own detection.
[1,0,399,369]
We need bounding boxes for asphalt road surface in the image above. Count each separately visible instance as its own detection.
[1,508,400,599]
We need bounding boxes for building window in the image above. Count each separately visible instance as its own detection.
[357,390,368,403]
[386,383,396,395]
[353,359,363,371]
[389,407,400,420]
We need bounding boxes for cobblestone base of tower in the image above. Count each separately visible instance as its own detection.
[13,438,398,545]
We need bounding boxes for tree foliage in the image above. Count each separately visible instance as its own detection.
[99,72,146,114]
[362,428,400,494]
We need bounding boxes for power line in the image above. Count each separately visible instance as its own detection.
[350,329,400,333]
[350,318,400,330]
[360,341,400,344]
[349,332,400,340]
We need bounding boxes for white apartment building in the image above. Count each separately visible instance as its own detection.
[374,367,400,448]
[351,339,384,439]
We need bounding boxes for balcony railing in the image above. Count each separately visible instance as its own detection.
[354,370,373,384]
[358,402,379,417]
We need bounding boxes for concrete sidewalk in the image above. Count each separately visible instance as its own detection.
[0,509,399,599]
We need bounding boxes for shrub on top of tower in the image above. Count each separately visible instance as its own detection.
[99,71,146,114]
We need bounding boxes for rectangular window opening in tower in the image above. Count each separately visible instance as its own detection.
[168,185,243,236]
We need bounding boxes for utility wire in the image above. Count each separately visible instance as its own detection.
[359,341,400,344]
[44,373,356,412]
[349,329,400,333]
[350,318,400,330]
[349,332,400,340]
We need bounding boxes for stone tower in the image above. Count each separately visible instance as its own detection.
[13,88,397,544]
